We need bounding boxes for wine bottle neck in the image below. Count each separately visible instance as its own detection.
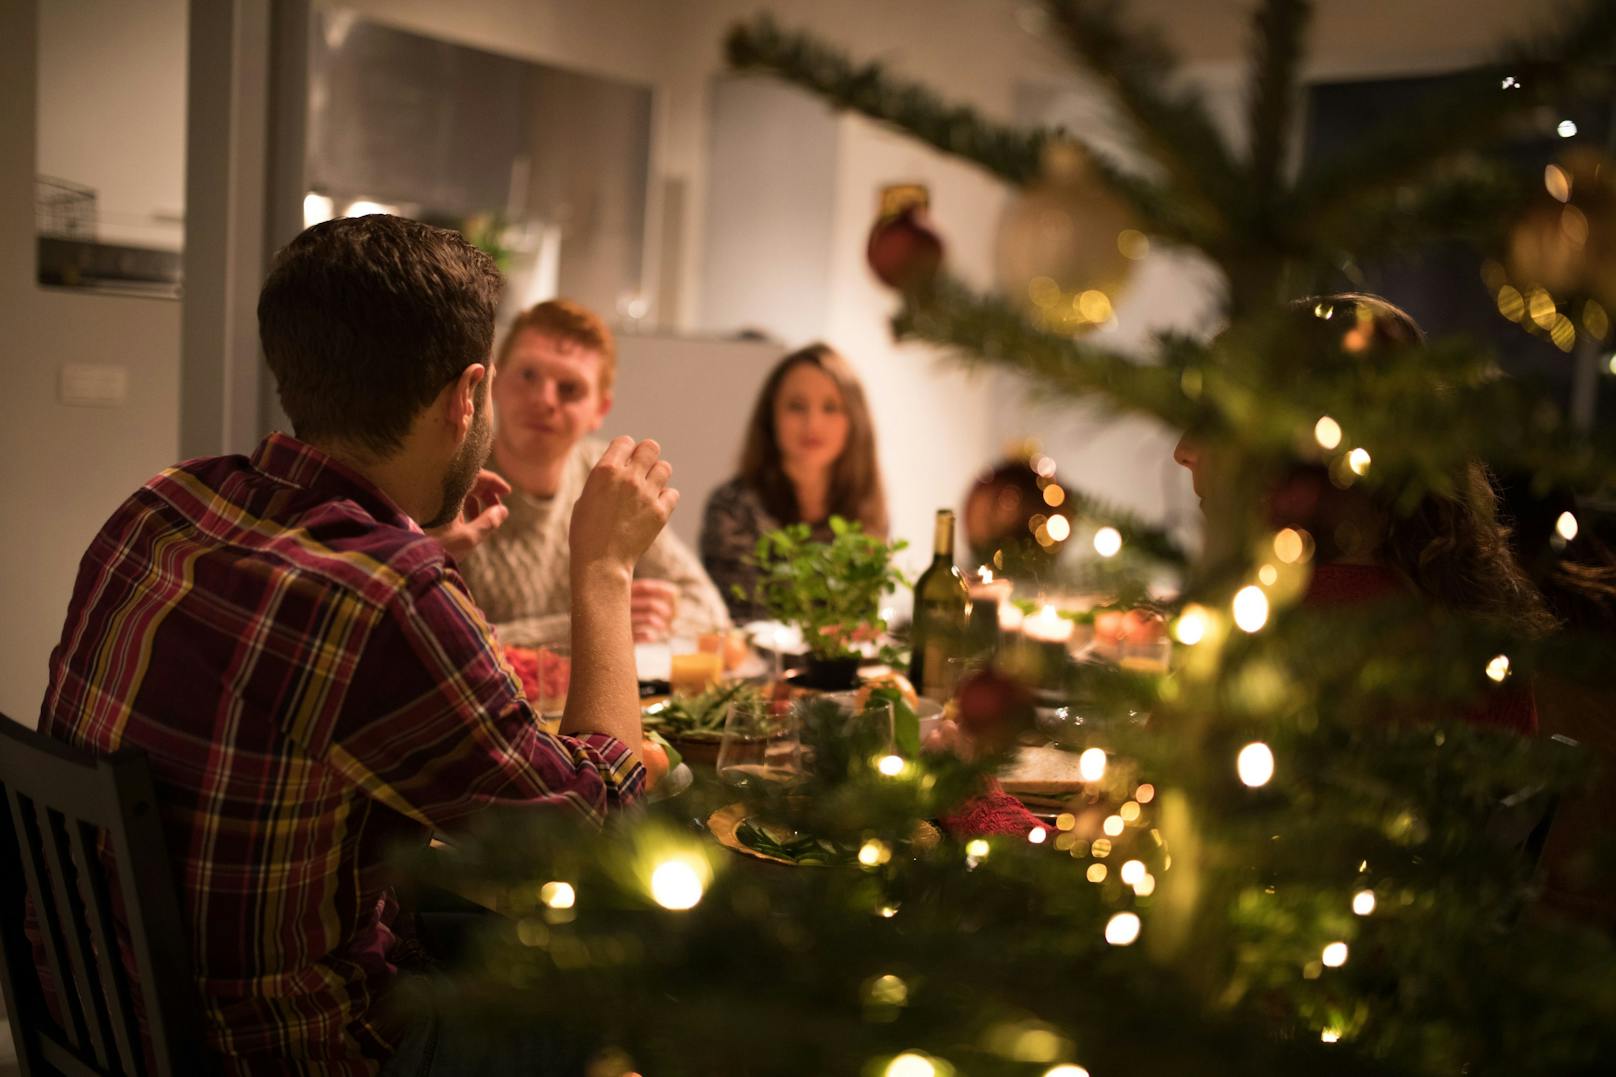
[932,510,955,559]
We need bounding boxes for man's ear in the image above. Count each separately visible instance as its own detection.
[446,363,488,439]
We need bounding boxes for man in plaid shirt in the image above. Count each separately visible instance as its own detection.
[37,215,675,1074]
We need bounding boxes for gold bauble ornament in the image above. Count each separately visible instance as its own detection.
[1506,148,1616,315]
[996,141,1144,332]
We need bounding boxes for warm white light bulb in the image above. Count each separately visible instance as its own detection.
[965,839,991,860]
[1347,447,1372,475]
[1486,654,1512,683]
[886,1053,937,1077]
[650,859,705,910]
[1028,826,1048,845]
[1314,416,1343,450]
[1093,526,1122,557]
[1352,889,1376,916]
[859,840,891,867]
[1237,742,1275,787]
[1175,605,1209,645]
[1078,748,1107,782]
[1558,119,1579,138]
[1120,859,1146,886]
[1043,1066,1091,1077]
[540,881,575,909]
[1555,511,1579,541]
[1104,911,1142,946]
[1232,585,1269,633]
[877,754,905,777]
[1322,941,1350,967]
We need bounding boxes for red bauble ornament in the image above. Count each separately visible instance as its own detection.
[954,668,1035,755]
[867,184,945,290]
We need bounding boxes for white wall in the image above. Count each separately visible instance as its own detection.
[601,334,783,551]
[0,2,182,725]
[37,0,187,249]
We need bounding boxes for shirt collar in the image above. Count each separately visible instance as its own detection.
[249,432,422,534]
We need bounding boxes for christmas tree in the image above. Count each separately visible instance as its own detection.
[422,3,1616,1073]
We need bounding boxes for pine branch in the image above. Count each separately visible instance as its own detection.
[1081,141,1225,248]
[724,15,1052,187]
[1245,0,1312,207]
[1291,0,1616,236]
[1311,160,1528,259]
[1062,485,1189,567]
[892,276,1194,425]
[1040,0,1241,231]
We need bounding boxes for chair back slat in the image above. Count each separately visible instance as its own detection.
[70,816,146,1076]
[102,753,201,1071]
[34,801,115,1071]
[6,787,90,1053]
[0,714,209,1076]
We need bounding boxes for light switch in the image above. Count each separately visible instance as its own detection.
[59,363,128,407]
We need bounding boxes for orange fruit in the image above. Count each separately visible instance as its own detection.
[640,739,670,789]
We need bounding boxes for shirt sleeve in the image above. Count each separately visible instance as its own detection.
[487,610,573,648]
[640,526,733,637]
[699,483,766,624]
[311,565,643,829]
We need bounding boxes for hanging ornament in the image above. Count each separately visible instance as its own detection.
[996,140,1142,333]
[953,667,1035,755]
[1505,147,1616,338]
[866,183,945,290]
[962,447,1074,574]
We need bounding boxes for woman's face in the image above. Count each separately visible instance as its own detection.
[773,362,850,476]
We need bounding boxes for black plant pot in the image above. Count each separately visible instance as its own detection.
[799,655,861,691]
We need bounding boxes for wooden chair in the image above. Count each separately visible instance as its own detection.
[0,714,209,1076]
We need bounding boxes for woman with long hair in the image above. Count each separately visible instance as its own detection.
[1174,292,1555,731]
[701,342,888,622]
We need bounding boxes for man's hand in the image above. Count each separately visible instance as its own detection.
[569,437,678,581]
[630,579,679,642]
[427,469,511,560]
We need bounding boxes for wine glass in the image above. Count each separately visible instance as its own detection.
[717,696,802,791]
[824,692,896,762]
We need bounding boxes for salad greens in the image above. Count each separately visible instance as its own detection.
[641,681,763,739]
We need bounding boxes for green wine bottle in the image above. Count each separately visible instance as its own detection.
[908,509,970,700]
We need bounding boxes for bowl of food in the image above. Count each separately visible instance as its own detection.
[640,681,765,767]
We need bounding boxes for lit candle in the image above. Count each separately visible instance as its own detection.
[1021,603,1073,644]
[997,601,1025,633]
[967,567,1011,649]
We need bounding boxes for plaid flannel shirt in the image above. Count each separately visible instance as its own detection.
[37,433,642,1075]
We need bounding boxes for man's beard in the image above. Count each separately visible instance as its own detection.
[423,395,493,529]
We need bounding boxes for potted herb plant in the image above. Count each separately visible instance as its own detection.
[748,517,908,690]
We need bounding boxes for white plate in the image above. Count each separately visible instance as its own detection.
[648,762,694,802]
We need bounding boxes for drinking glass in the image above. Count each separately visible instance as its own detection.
[717,696,802,791]
[670,636,724,696]
[824,692,896,761]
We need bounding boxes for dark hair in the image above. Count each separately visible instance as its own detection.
[738,343,888,534]
[1286,294,1556,637]
[258,215,502,456]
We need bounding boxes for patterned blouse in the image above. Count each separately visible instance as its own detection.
[698,478,839,624]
